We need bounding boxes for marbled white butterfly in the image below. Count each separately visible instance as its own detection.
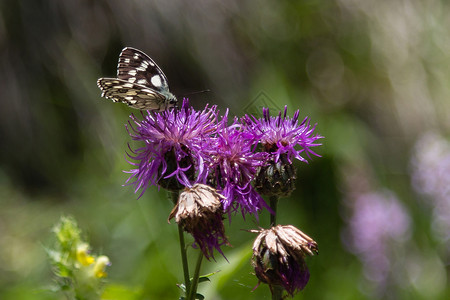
[97,47,177,111]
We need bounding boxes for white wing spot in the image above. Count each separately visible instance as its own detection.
[124,58,130,63]
[128,70,137,76]
[133,54,139,60]
[137,79,147,85]
[151,75,162,87]
[129,77,136,83]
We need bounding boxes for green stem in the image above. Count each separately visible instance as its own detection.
[187,251,204,300]
[178,224,191,296]
[272,286,283,300]
[269,196,283,299]
[269,196,279,227]
[171,191,191,297]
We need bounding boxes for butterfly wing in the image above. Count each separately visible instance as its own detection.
[97,78,168,111]
[117,47,170,94]
[97,47,177,111]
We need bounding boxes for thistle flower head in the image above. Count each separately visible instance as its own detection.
[243,106,322,164]
[243,106,322,197]
[169,184,229,260]
[251,225,318,297]
[206,111,269,218]
[125,99,217,196]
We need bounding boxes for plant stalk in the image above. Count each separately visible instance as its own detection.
[269,195,283,299]
[269,195,279,227]
[187,251,204,300]
[272,286,283,300]
[171,191,191,296]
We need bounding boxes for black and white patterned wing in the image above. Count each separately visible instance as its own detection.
[117,47,169,93]
[97,78,167,111]
[97,47,177,111]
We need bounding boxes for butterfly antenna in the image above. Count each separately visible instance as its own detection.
[181,89,211,97]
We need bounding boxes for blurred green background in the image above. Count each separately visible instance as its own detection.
[1,0,449,299]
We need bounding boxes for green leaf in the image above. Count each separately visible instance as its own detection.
[195,293,205,300]
[197,270,221,284]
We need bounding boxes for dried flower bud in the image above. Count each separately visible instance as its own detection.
[251,225,318,297]
[169,184,229,259]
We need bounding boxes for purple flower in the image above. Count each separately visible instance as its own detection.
[206,111,269,218]
[125,99,217,196]
[243,106,322,197]
[342,190,411,289]
[243,106,322,163]
[411,132,450,248]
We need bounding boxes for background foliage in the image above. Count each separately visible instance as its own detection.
[0,0,449,299]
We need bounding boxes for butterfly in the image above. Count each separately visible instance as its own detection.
[97,47,177,111]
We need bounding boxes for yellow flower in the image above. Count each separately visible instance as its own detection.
[76,243,95,266]
[93,256,110,278]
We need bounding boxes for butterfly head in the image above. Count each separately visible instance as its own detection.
[163,93,178,111]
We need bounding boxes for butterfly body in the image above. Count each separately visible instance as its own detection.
[97,47,177,111]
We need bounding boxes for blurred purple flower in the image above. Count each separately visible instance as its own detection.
[411,132,450,247]
[342,190,411,288]
[243,106,323,163]
[125,99,217,196]
[206,111,269,218]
